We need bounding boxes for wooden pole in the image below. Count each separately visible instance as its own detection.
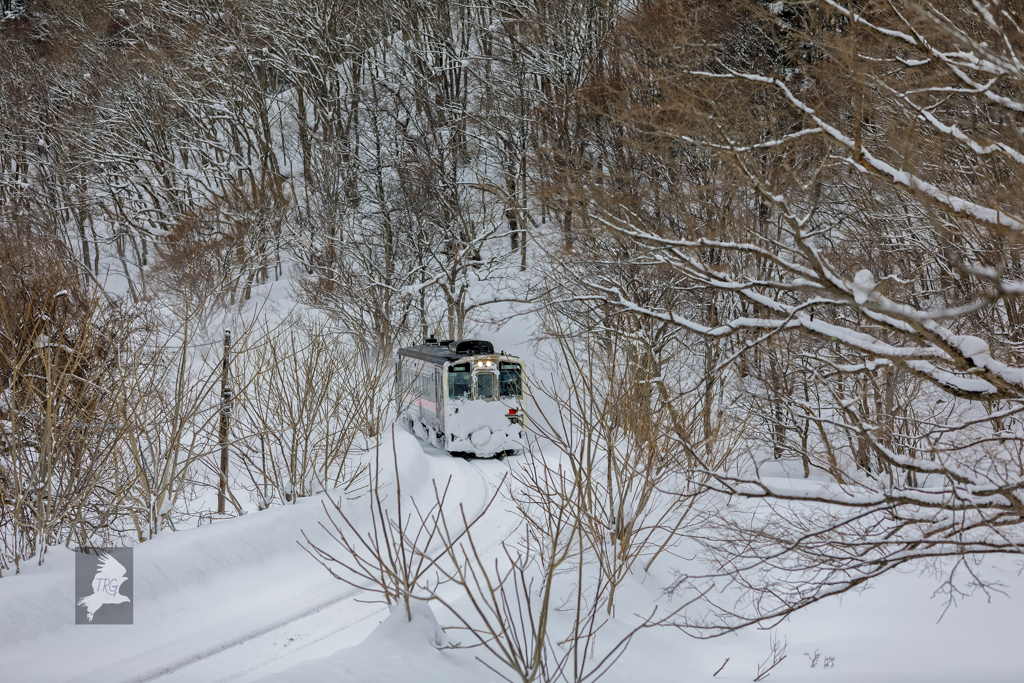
[218,330,232,514]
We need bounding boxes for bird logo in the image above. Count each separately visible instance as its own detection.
[77,552,131,622]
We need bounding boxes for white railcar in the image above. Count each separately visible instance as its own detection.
[395,337,525,457]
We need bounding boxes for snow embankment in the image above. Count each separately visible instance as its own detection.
[0,428,496,683]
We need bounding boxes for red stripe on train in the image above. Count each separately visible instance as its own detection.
[400,392,437,411]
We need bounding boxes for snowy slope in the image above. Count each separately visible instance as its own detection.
[0,428,514,683]
[2,420,1023,682]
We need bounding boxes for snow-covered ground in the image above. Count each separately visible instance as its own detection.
[2,421,1022,683]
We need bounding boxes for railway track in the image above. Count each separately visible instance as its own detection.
[116,442,520,683]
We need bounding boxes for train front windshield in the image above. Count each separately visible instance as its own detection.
[500,362,522,398]
[449,364,471,399]
[477,373,494,399]
[449,360,522,401]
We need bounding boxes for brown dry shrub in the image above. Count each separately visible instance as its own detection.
[149,173,290,315]
[0,228,136,571]
[0,230,89,375]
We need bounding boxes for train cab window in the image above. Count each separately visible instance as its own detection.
[448,364,471,399]
[477,372,495,400]
[499,362,522,398]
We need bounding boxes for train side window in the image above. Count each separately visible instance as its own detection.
[477,372,494,400]
[448,364,471,399]
[499,363,522,398]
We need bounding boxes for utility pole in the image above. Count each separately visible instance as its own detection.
[218,330,232,514]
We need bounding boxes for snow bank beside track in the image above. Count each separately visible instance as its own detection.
[0,427,497,683]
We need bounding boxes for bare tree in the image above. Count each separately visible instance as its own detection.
[526,309,712,614]
[233,319,379,506]
[540,0,1024,630]
[302,427,494,621]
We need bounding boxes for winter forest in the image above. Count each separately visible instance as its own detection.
[2,1,1024,681]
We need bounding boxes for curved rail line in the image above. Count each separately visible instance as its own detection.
[120,442,521,683]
